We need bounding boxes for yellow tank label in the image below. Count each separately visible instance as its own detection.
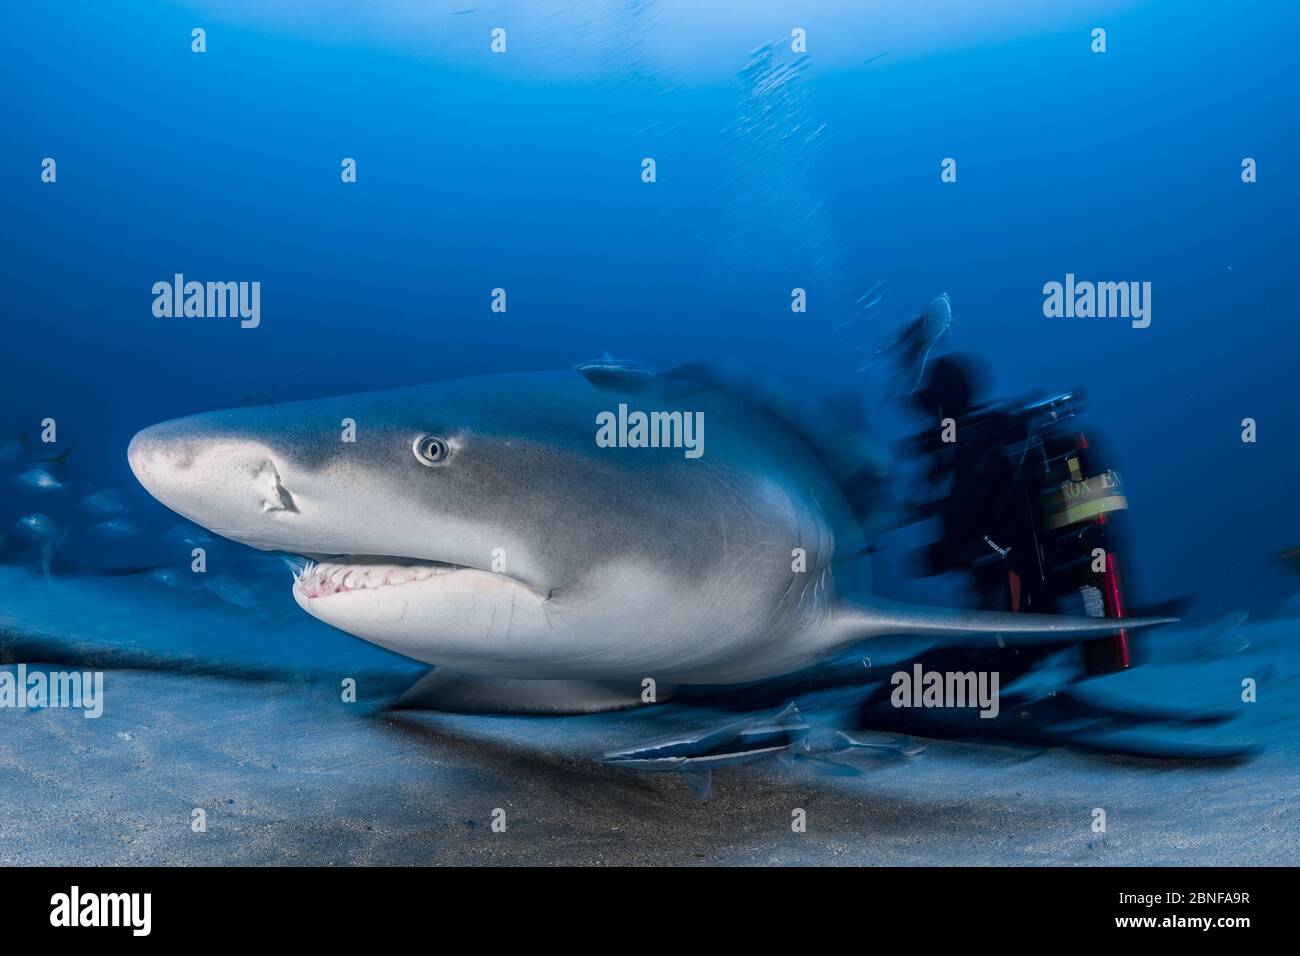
[1044,469,1127,529]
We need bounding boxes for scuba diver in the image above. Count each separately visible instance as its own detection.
[898,351,1153,675]
[904,354,1036,612]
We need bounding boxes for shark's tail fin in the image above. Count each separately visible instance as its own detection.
[835,596,1175,651]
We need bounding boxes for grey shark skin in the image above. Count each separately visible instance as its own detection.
[128,368,1173,703]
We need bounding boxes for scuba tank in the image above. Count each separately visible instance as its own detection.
[901,372,1138,677]
[1008,391,1134,675]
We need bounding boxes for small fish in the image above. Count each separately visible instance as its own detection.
[12,512,61,542]
[151,567,197,592]
[821,731,924,759]
[874,292,953,393]
[834,282,889,332]
[88,517,141,540]
[857,293,884,313]
[13,468,65,494]
[80,488,128,517]
[162,522,214,551]
[204,573,259,610]
[599,703,809,799]
[855,279,888,305]
[11,513,65,578]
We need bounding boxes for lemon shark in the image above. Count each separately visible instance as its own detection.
[127,361,1172,712]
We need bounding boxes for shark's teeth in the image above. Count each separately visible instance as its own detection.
[281,555,310,580]
[293,558,464,599]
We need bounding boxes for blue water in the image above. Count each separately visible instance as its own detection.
[3,0,1297,618]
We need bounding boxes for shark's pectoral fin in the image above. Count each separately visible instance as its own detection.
[835,597,1176,651]
[680,768,713,800]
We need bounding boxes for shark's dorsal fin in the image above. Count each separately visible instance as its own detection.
[772,702,803,726]
[574,354,657,391]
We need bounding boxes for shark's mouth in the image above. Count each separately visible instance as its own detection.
[292,555,473,600]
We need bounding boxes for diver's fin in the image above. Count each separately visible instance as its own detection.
[1048,727,1259,761]
[1055,689,1237,727]
[834,597,1176,651]
[680,768,713,800]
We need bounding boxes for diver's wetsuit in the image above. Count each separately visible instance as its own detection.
[908,356,1037,612]
[921,408,1036,611]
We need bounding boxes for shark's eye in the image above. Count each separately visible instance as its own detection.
[413,435,450,466]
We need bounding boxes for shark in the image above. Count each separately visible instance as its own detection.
[127,361,1173,712]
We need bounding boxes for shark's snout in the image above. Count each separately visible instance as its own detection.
[128,420,302,546]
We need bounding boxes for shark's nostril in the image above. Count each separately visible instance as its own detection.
[263,482,298,514]
[256,460,299,514]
